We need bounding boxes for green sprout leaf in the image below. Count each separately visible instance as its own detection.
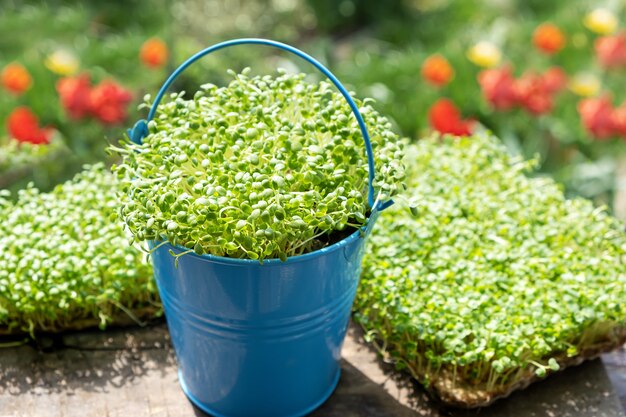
[111,70,406,262]
[548,358,560,371]
[355,133,626,402]
[0,164,156,336]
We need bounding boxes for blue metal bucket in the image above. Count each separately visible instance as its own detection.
[149,228,370,417]
[128,39,392,417]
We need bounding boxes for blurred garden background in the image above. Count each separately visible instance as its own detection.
[2,0,626,217]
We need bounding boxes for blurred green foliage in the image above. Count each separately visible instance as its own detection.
[1,0,625,207]
[0,0,169,191]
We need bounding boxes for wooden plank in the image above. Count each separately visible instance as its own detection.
[0,322,623,417]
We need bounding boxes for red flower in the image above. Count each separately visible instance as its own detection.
[611,103,626,138]
[57,75,133,125]
[6,107,53,145]
[140,38,169,69]
[595,32,626,68]
[88,80,133,125]
[421,55,454,87]
[533,23,566,54]
[428,99,474,136]
[57,74,92,120]
[542,67,567,94]
[577,95,615,139]
[1,63,32,96]
[514,72,553,115]
[478,66,518,110]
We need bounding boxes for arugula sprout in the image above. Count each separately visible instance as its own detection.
[111,69,406,261]
[356,133,626,406]
[0,164,156,336]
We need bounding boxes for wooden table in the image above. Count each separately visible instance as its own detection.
[0,322,623,417]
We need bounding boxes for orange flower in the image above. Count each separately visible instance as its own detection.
[57,74,92,120]
[577,95,615,139]
[1,63,32,95]
[428,99,474,136]
[89,80,133,125]
[421,55,454,87]
[140,38,168,69]
[6,107,53,145]
[595,32,626,69]
[478,66,518,110]
[533,23,566,54]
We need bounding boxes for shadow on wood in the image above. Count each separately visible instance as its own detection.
[0,322,623,417]
[0,324,175,396]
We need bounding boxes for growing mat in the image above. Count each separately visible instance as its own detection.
[356,134,626,407]
[0,164,157,336]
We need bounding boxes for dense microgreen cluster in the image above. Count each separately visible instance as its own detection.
[0,165,156,336]
[111,69,405,261]
[0,138,65,175]
[355,134,626,406]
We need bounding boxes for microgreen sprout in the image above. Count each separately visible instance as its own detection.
[355,133,626,406]
[0,164,156,336]
[111,69,405,261]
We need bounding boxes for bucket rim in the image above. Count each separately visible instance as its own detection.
[152,223,367,266]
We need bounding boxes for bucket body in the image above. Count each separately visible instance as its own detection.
[149,229,367,417]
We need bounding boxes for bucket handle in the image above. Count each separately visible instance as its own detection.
[127,38,392,211]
